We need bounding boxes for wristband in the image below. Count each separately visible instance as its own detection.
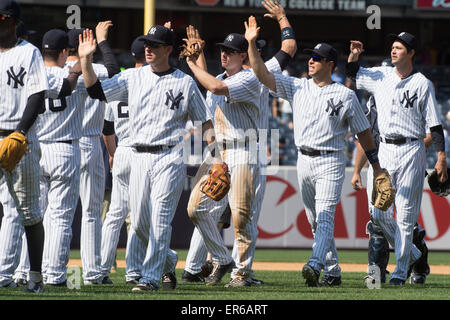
[365,149,379,164]
[281,27,295,41]
[278,15,286,22]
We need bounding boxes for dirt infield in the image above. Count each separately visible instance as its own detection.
[67,259,450,275]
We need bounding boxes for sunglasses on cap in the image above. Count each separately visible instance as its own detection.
[311,55,325,62]
[144,41,165,49]
[0,14,12,21]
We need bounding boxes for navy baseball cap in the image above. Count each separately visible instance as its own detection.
[42,29,72,50]
[140,26,174,46]
[67,28,87,49]
[303,43,338,62]
[16,21,36,37]
[0,0,20,19]
[387,32,418,51]
[131,35,146,57]
[217,33,248,53]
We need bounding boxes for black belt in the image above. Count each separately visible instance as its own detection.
[220,138,258,150]
[135,145,175,153]
[0,129,14,137]
[56,140,72,145]
[380,137,418,145]
[299,148,335,157]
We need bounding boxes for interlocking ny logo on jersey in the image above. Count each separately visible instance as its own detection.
[6,66,27,88]
[400,90,418,108]
[326,98,344,116]
[165,90,184,110]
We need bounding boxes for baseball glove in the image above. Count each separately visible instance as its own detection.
[0,131,28,172]
[179,38,205,60]
[372,169,395,211]
[427,168,450,197]
[201,162,231,201]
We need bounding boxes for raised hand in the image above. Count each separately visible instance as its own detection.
[350,40,364,56]
[95,20,113,43]
[78,29,97,59]
[244,16,260,43]
[262,0,286,21]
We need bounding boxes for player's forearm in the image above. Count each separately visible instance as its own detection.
[98,40,121,78]
[424,133,432,149]
[348,52,360,63]
[356,129,382,173]
[353,140,368,175]
[102,134,116,157]
[187,61,228,96]
[16,91,45,135]
[248,40,276,92]
[279,18,297,58]
[80,56,98,88]
[196,52,207,72]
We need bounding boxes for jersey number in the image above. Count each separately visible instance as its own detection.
[46,98,68,112]
[117,102,129,118]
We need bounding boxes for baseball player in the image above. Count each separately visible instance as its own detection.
[99,35,178,288]
[351,93,432,285]
[182,1,297,287]
[78,25,214,291]
[0,0,48,293]
[65,22,121,285]
[346,32,447,285]
[185,28,264,287]
[245,16,386,287]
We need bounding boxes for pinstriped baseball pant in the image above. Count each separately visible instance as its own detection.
[371,140,424,281]
[296,151,346,277]
[129,147,184,287]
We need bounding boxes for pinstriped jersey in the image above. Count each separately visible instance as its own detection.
[101,66,211,147]
[104,101,131,147]
[206,68,261,142]
[274,74,370,151]
[0,40,48,138]
[66,61,109,137]
[34,66,85,141]
[356,66,441,139]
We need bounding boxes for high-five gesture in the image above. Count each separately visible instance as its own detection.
[348,40,364,62]
[95,20,113,43]
[262,0,286,22]
[244,16,260,44]
[78,29,97,60]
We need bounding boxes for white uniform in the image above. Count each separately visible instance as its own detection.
[274,73,370,277]
[67,61,110,283]
[0,40,48,286]
[187,68,261,279]
[356,66,442,281]
[100,66,210,288]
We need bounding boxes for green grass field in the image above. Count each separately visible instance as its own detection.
[1,249,449,302]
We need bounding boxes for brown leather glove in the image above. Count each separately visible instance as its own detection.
[201,162,231,201]
[372,169,395,211]
[0,131,28,172]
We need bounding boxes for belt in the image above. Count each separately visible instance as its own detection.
[220,138,258,150]
[56,140,72,145]
[380,136,418,145]
[135,145,175,153]
[0,129,14,137]
[298,148,335,157]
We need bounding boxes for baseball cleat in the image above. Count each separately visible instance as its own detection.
[132,282,158,292]
[319,275,341,287]
[225,277,251,288]
[14,278,28,287]
[302,264,320,287]
[247,278,264,285]
[24,281,45,293]
[45,280,67,287]
[205,261,234,286]
[126,278,141,285]
[389,278,405,286]
[1,280,18,288]
[161,272,177,290]
[102,276,113,285]
[410,272,426,285]
[181,270,204,283]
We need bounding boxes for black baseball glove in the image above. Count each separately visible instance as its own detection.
[427,168,450,197]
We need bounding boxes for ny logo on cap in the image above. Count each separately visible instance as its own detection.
[149,27,156,35]
[399,32,405,37]
[326,98,343,117]
[226,35,234,42]
[6,66,27,89]
[315,44,322,50]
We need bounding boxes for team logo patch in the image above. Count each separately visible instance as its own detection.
[165,90,184,110]
[149,27,156,35]
[400,90,418,109]
[315,44,322,50]
[326,98,343,116]
[226,34,234,42]
[6,66,27,88]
